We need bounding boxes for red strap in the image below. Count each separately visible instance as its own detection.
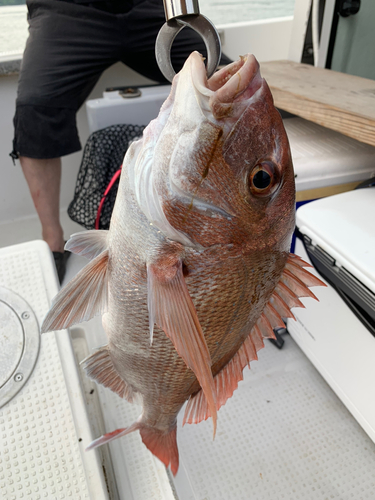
[95,166,122,230]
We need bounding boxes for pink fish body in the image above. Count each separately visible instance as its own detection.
[42,52,325,475]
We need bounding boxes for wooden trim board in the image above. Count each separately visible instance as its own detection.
[296,181,361,202]
[261,60,375,148]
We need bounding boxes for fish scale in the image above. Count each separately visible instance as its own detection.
[41,52,325,475]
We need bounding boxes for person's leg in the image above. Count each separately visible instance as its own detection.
[19,156,64,253]
[12,0,120,257]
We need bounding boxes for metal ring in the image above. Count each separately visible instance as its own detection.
[155,14,221,83]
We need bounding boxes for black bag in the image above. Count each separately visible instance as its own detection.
[68,124,145,230]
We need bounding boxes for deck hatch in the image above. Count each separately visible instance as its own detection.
[0,286,40,407]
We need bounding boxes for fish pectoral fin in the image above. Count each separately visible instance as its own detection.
[81,345,134,402]
[147,258,217,437]
[183,253,327,425]
[41,250,109,333]
[65,230,109,260]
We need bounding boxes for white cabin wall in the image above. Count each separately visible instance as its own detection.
[219,17,293,62]
[0,64,154,228]
[0,18,293,231]
[0,73,30,223]
[331,0,375,80]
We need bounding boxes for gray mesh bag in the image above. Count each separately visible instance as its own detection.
[68,123,145,230]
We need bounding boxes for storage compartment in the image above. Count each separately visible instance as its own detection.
[86,85,172,134]
[289,187,375,443]
[284,117,375,201]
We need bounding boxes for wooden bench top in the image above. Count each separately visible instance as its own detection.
[261,60,375,148]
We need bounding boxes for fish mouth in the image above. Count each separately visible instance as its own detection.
[188,52,264,129]
[208,54,263,106]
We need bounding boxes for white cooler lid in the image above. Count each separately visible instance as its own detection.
[296,187,375,293]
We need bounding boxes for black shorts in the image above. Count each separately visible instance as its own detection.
[12,0,231,159]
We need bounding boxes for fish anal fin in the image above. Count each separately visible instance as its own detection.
[41,250,109,333]
[86,421,180,475]
[140,426,179,476]
[86,421,140,451]
[148,258,217,436]
[65,230,109,260]
[81,346,134,402]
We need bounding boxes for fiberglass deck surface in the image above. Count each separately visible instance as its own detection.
[1,240,375,500]
[174,336,375,500]
[0,244,91,500]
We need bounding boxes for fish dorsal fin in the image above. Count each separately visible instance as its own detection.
[147,258,217,436]
[183,322,264,425]
[81,345,134,402]
[183,253,326,425]
[65,230,109,260]
[41,250,109,332]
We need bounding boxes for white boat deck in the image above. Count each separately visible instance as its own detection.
[1,216,375,499]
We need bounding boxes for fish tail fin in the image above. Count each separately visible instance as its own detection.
[139,425,179,476]
[86,421,180,475]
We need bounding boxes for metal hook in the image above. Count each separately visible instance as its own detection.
[155,0,221,83]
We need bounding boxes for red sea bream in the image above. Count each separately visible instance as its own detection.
[41,52,325,475]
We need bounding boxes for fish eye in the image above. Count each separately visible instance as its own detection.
[249,161,279,197]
